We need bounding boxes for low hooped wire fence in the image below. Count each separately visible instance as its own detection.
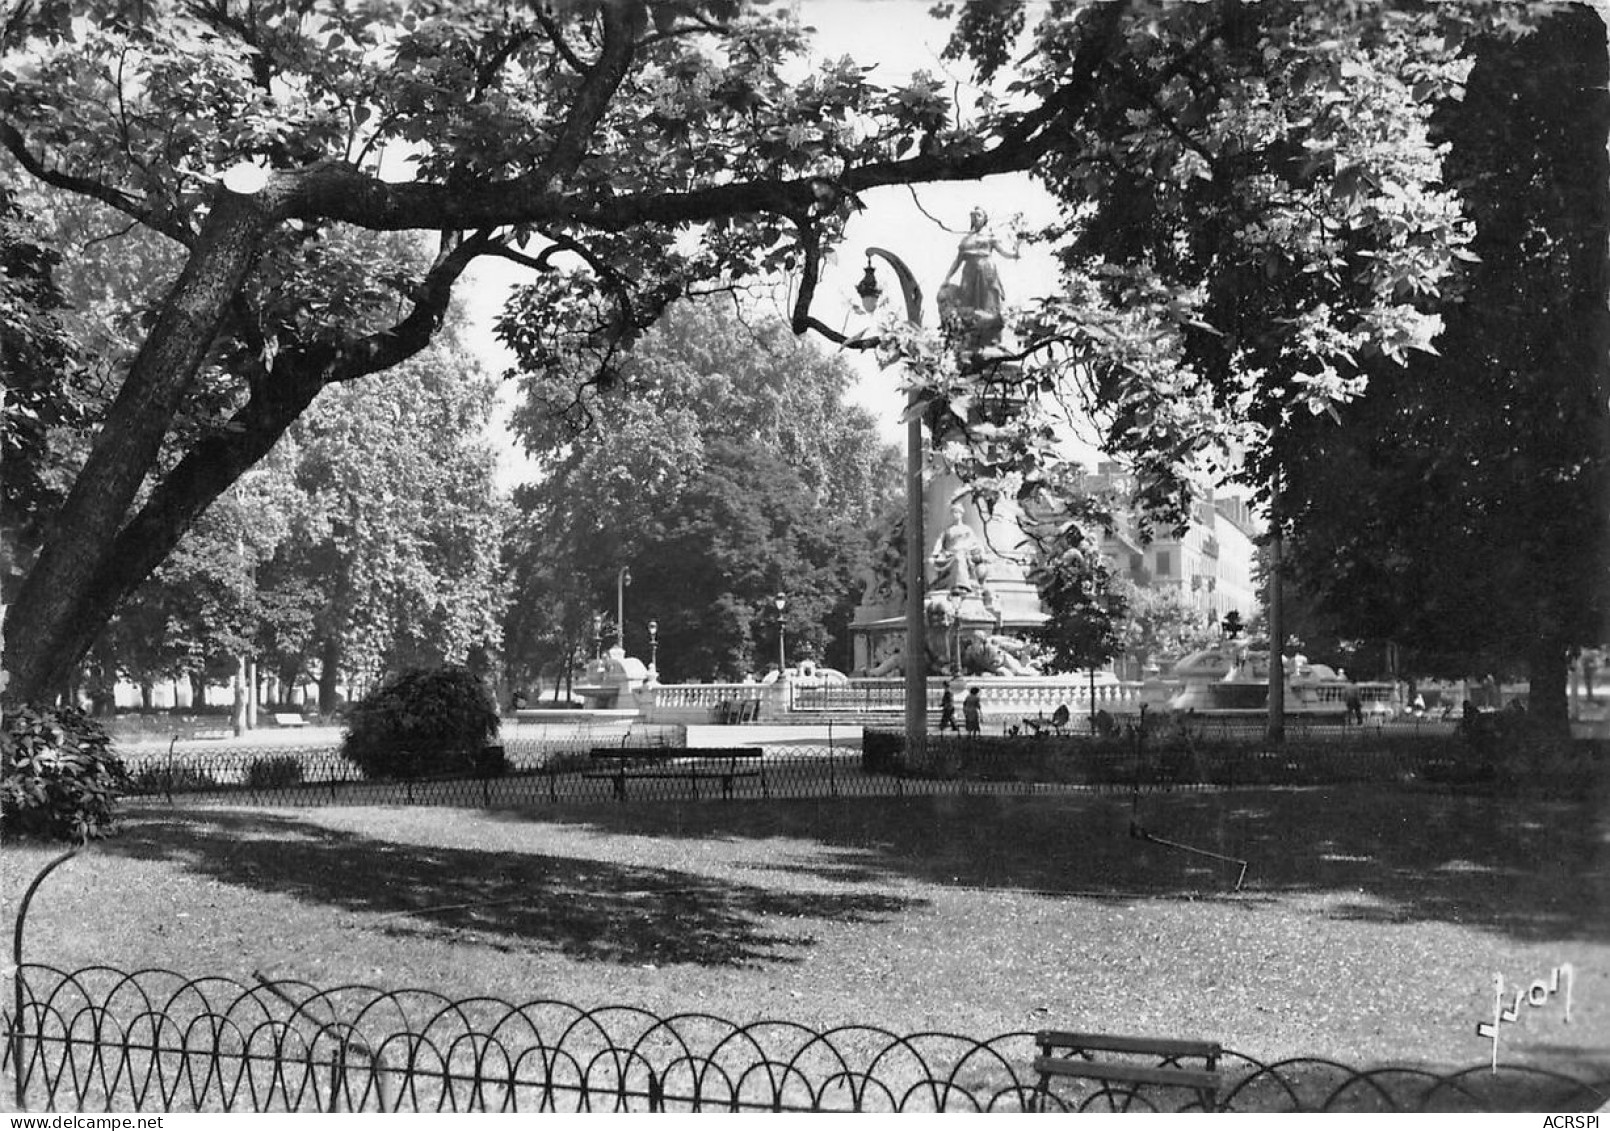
[4,963,1608,1113]
[115,724,1601,810]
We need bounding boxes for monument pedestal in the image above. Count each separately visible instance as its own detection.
[853,461,1048,678]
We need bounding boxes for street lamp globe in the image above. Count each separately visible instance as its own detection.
[855,260,882,313]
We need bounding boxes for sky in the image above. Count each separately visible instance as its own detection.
[465,0,1066,486]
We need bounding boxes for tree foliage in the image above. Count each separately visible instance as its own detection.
[900,1,1536,529]
[1278,5,1610,728]
[267,343,508,702]
[0,186,84,597]
[87,330,506,708]
[0,0,1048,703]
[0,0,1547,708]
[506,300,899,684]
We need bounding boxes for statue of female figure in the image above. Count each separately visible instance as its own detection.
[931,503,986,593]
[940,207,1020,346]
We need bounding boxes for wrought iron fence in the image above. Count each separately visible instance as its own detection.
[4,964,1605,1113]
[114,724,1588,811]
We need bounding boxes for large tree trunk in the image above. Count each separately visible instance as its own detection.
[1,181,475,708]
[2,195,271,704]
[317,637,342,716]
[1528,637,1572,737]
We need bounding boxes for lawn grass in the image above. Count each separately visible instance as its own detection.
[3,784,1606,1083]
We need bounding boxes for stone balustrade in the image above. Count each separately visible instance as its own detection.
[636,676,1401,725]
[638,676,1143,724]
[649,682,763,709]
[639,680,788,723]
[787,677,1144,718]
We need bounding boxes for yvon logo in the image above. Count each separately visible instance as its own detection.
[1474,964,1574,1072]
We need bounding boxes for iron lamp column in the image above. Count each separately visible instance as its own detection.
[616,566,631,651]
[774,592,787,673]
[858,248,927,765]
[648,618,659,674]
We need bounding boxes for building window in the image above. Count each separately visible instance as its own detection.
[1155,550,1172,578]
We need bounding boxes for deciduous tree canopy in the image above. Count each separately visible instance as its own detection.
[505,300,898,684]
[0,0,1552,709]
[1278,5,1610,728]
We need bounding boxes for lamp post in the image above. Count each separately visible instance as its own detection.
[773,592,787,673]
[857,248,928,765]
[1267,475,1285,744]
[648,618,659,674]
[616,566,631,651]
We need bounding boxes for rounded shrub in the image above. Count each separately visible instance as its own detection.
[2,705,131,842]
[128,762,218,795]
[341,667,500,780]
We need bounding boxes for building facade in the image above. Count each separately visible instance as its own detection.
[1090,463,1261,631]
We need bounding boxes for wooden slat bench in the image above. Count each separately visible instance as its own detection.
[586,747,766,801]
[272,712,309,727]
[1031,1031,1223,1112]
[710,698,762,725]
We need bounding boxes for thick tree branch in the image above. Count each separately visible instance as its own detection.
[284,132,1048,234]
[0,118,187,242]
[322,231,492,385]
[786,212,858,345]
[536,10,593,74]
[536,1,644,185]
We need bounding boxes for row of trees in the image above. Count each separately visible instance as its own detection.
[2,2,1605,737]
[50,329,509,713]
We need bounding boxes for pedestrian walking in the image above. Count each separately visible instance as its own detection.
[939,684,959,732]
[963,686,982,735]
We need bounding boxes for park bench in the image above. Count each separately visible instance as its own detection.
[272,712,308,727]
[1031,1031,1223,1112]
[711,697,762,725]
[586,746,766,801]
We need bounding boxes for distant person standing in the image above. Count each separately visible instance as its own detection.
[1344,688,1363,726]
[939,684,960,732]
[963,686,982,735]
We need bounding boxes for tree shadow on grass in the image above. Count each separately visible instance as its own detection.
[486,785,1610,943]
[99,808,920,968]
